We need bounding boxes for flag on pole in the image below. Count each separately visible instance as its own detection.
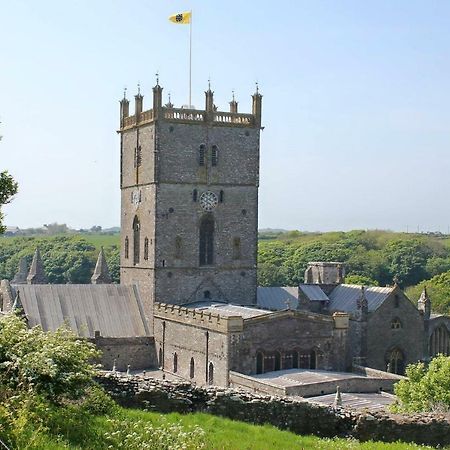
[169,11,192,24]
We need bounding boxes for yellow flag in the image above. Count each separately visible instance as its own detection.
[169,11,192,24]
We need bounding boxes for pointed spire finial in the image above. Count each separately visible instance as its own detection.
[168,92,171,103]
[27,247,48,285]
[156,71,159,85]
[91,247,112,284]
[208,77,211,91]
[256,81,259,94]
[137,82,141,95]
[232,90,235,102]
[123,86,127,100]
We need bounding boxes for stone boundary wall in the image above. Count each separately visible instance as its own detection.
[98,373,450,447]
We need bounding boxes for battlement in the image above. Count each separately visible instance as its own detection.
[119,83,262,131]
[153,302,244,333]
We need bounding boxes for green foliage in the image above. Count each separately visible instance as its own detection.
[258,230,450,293]
[0,170,18,233]
[393,355,450,412]
[104,416,205,450]
[345,274,379,286]
[0,235,122,283]
[0,314,100,404]
[406,271,450,315]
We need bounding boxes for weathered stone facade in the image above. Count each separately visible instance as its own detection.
[119,84,262,322]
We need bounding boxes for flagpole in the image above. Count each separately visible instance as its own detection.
[189,10,192,108]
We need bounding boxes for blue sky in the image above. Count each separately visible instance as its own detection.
[1,0,450,231]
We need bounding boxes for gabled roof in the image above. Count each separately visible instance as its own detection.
[256,286,298,310]
[328,284,394,313]
[10,284,150,338]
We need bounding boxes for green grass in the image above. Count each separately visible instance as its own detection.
[80,233,119,249]
[28,407,437,450]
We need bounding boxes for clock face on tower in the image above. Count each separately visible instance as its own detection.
[200,191,218,211]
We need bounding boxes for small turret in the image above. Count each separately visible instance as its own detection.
[12,257,28,284]
[152,73,163,118]
[252,82,262,128]
[119,87,130,127]
[26,248,48,285]
[135,84,144,121]
[205,79,214,114]
[91,247,112,284]
[229,91,238,113]
[418,286,431,320]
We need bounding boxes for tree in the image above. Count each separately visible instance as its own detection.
[393,355,450,412]
[0,171,18,233]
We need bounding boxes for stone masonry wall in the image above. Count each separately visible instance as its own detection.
[98,373,450,447]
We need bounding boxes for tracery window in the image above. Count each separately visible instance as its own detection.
[387,348,405,375]
[199,215,214,266]
[391,318,402,329]
[199,145,206,166]
[211,145,218,166]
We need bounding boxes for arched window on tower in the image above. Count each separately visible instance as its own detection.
[211,145,218,166]
[125,236,129,259]
[391,318,402,329]
[190,357,195,379]
[199,145,206,166]
[193,189,198,202]
[219,190,224,203]
[144,237,149,261]
[133,216,140,265]
[199,215,214,266]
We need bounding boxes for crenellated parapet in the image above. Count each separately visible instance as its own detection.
[119,81,262,131]
[153,302,244,333]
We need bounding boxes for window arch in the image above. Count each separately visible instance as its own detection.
[132,216,140,264]
[391,318,402,329]
[430,325,450,357]
[219,190,224,203]
[144,237,149,261]
[386,348,405,375]
[125,236,129,259]
[199,145,206,166]
[173,353,178,373]
[211,145,218,166]
[190,357,195,379]
[193,189,198,202]
[199,215,214,266]
[208,362,214,385]
[256,352,264,374]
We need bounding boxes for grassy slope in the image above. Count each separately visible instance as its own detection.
[32,408,436,450]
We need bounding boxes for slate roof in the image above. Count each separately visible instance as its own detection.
[328,284,394,313]
[299,285,329,301]
[10,284,150,338]
[256,286,299,310]
[192,301,273,319]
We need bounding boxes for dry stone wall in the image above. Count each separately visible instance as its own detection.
[98,373,450,447]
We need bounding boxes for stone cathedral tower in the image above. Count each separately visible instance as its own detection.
[119,80,262,320]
